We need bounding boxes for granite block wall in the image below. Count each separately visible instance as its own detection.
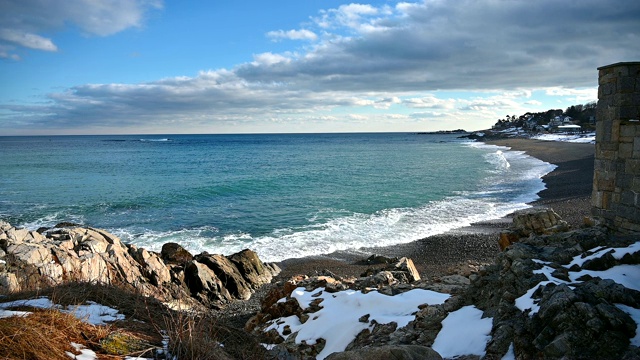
[592,62,640,233]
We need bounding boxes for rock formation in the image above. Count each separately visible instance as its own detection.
[0,220,280,310]
[249,210,640,359]
[498,208,569,250]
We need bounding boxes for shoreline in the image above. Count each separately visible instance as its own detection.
[275,138,595,280]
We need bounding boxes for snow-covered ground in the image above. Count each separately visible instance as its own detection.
[264,240,640,358]
[531,132,596,144]
[265,286,496,359]
[515,240,640,347]
[266,288,452,360]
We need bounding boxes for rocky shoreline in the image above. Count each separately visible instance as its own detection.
[0,221,281,311]
[3,139,639,359]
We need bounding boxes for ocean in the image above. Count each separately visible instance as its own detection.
[0,133,555,262]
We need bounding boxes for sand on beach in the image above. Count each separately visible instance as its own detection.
[275,138,595,281]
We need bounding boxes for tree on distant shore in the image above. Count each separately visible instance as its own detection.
[492,101,596,131]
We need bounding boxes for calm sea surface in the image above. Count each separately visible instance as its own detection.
[0,133,555,261]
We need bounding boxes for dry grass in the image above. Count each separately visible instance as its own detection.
[164,311,269,360]
[0,282,271,359]
[0,308,109,360]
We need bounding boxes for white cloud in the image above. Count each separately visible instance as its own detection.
[252,52,293,66]
[404,95,456,109]
[0,0,162,58]
[267,29,318,42]
[544,87,598,103]
[0,29,57,51]
[1,0,637,134]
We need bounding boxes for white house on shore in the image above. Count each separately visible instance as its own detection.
[556,124,581,133]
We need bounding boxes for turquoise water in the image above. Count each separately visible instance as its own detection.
[0,133,554,261]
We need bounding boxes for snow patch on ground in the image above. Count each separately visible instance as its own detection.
[616,304,640,346]
[266,287,450,360]
[531,132,596,144]
[432,305,493,358]
[0,296,125,325]
[515,241,640,318]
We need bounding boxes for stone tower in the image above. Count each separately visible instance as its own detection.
[592,62,640,233]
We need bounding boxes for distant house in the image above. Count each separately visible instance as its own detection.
[549,116,574,129]
[557,124,581,133]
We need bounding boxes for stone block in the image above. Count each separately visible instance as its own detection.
[598,149,617,160]
[612,191,621,206]
[620,106,639,120]
[612,119,621,141]
[620,190,638,206]
[625,159,640,175]
[595,177,614,193]
[619,77,636,93]
[614,204,640,223]
[618,219,640,233]
[601,191,612,209]
[620,124,636,138]
[616,173,634,189]
[596,121,605,141]
[615,93,635,106]
[599,82,615,96]
[619,143,633,158]
[631,177,640,192]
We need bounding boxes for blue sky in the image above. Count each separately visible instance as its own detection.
[1,0,639,135]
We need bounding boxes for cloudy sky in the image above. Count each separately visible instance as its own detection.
[0,0,638,135]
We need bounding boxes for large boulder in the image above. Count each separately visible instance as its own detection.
[499,208,570,250]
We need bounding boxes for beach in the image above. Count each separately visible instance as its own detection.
[275,138,596,280]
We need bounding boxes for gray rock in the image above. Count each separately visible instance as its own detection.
[325,345,442,360]
[160,242,194,265]
[195,253,254,300]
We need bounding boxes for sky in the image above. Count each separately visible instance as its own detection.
[0,0,639,135]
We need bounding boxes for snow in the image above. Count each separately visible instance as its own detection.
[432,305,493,358]
[516,241,640,317]
[568,265,640,291]
[67,301,125,325]
[266,287,450,360]
[566,242,640,268]
[616,304,640,346]
[66,342,97,360]
[0,296,125,325]
[502,343,516,360]
[531,132,596,144]
[0,309,31,319]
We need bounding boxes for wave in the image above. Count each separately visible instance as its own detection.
[139,138,171,142]
[10,138,558,264]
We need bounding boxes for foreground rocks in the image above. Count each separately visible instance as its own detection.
[249,209,640,359]
[0,220,280,310]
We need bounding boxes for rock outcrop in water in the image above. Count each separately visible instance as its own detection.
[0,220,280,310]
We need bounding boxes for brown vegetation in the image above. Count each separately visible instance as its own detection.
[0,282,266,359]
